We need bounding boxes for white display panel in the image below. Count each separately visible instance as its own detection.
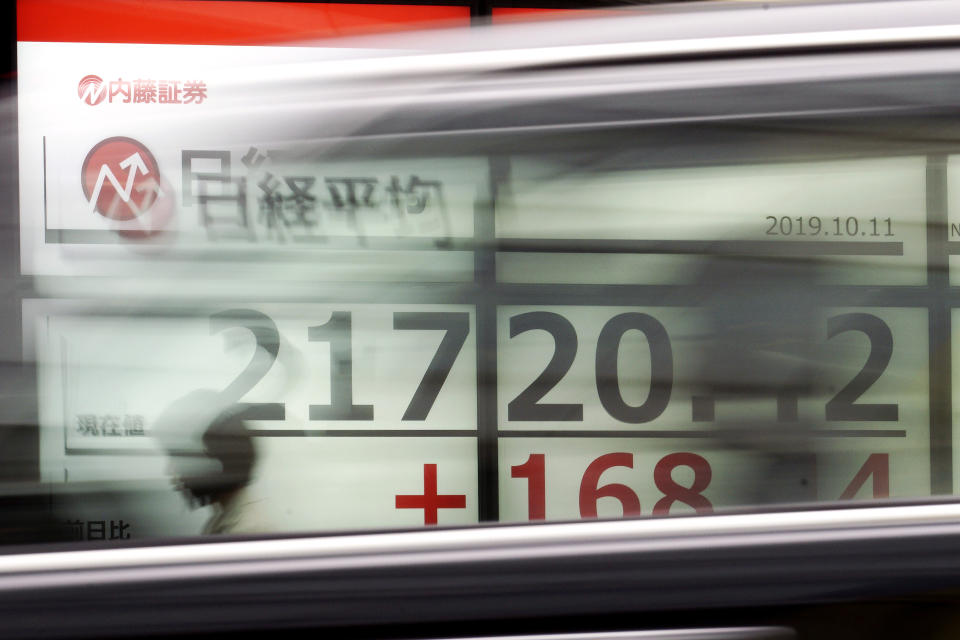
[15,31,950,539]
[32,301,477,449]
[498,306,927,434]
[18,42,482,287]
[29,300,479,533]
[498,157,927,286]
[499,440,912,522]
[497,305,929,520]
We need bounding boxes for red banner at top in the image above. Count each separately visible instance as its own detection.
[17,0,470,45]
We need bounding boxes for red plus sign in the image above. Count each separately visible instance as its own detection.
[395,464,466,525]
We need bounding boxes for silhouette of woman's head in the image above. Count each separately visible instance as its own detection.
[157,390,256,507]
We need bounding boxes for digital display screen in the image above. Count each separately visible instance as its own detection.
[15,0,956,540]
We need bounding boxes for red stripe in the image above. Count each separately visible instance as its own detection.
[17,0,470,45]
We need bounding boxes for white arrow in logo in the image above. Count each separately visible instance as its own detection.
[87,152,162,217]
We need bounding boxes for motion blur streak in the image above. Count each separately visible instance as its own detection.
[3,0,958,545]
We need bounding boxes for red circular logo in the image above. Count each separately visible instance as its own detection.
[81,137,162,221]
[78,74,106,106]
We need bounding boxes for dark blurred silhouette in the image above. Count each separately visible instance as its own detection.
[155,389,264,534]
[694,252,824,505]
